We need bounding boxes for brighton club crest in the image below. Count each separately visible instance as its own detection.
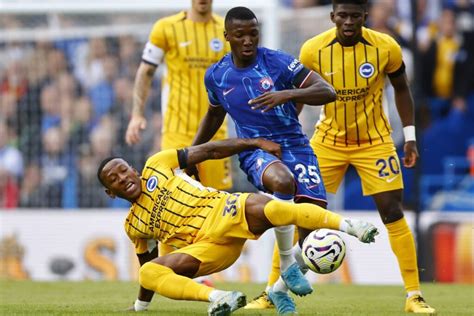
[359,62,375,79]
[210,38,223,52]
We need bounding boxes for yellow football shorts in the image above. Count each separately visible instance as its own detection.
[311,140,404,196]
[172,193,254,276]
[162,132,233,190]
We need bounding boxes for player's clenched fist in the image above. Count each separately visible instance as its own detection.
[126,115,147,145]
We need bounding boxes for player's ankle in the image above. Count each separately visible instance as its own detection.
[339,218,351,232]
[134,299,150,311]
[406,290,422,298]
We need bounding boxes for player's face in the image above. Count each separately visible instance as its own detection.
[101,159,141,202]
[331,4,367,46]
[225,18,259,66]
[192,0,212,15]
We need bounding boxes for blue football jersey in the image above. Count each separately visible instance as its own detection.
[205,47,310,149]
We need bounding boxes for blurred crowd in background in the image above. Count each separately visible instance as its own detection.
[0,0,473,210]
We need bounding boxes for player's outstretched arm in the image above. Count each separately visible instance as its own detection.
[125,62,158,145]
[389,72,419,168]
[249,69,336,112]
[184,138,281,168]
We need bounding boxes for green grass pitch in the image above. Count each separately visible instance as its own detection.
[1,281,472,315]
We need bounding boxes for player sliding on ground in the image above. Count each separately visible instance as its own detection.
[97,138,379,316]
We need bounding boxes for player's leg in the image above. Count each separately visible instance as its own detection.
[372,190,435,314]
[246,144,348,310]
[352,142,435,313]
[261,162,312,295]
[266,150,330,311]
[244,193,378,243]
[139,240,247,315]
[241,149,310,297]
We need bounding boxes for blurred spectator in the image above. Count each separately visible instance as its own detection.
[117,35,141,78]
[88,55,118,119]
[38,127,73,208]
[40,83,62,133]
[46,48,70,83]
[0,119,23,209]
[395,0,440,52]
[74,37,109,89]
[69,96,95,150]
[75,144,109,208]
[421,9,462,120]
[19,163,42,208]
[367,0,403,43]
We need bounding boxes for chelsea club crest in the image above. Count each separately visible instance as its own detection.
[259,77,274,92]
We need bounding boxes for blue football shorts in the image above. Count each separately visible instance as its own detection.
[239,146,327,203]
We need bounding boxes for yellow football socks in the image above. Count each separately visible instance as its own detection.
[263,200,342,231]
[139,262,213,301]
[385,217,420,292]
[267,243,281,288]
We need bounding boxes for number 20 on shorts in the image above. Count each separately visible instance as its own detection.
[376,156,400,178]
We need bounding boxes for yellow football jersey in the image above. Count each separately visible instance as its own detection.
[300,27,405,147]
[148,11,230,138]
[124,149,234,255]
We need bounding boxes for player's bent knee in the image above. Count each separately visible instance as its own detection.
[139,262,161,291]
[263,163,295,195]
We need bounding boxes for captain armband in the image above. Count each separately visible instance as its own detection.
[141,42,164,66]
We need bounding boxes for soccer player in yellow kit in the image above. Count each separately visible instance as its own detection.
[97,137,379,316]
[125,0,231,191]
[248,0,435,314]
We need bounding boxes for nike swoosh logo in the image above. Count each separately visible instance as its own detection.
[179,41,192,47]
[324,71,337,76]
[223,87,235,96]
[386,175,399,183]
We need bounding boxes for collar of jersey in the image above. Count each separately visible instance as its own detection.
[229,48,260,72]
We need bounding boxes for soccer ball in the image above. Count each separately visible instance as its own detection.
[301,229,346,274]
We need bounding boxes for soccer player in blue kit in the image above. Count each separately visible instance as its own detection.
[192,7,375,314]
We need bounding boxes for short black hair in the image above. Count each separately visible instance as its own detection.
[225,6,258,28]
[332,0,368,9]
[97,156,121,186]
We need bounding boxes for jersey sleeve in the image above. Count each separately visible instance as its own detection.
[299,40,318,72]
[273,50,305,87]
[148,19,169,51]
[146,149,180,170]
[385,36,404,76]
[204,67,221,107]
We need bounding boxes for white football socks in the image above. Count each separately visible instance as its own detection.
[272,193,296,272]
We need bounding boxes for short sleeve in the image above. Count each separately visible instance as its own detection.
[299,40,317,72]
[204,67,221,107]
[149,19,169,51]
[146,149,180,170]
[385,36,404,75]
[273,50,305,86]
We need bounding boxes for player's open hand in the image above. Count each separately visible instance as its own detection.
[126,115,147,145]
[248,91,290,112]
[403,141,419,168]
[256,138,282,159]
